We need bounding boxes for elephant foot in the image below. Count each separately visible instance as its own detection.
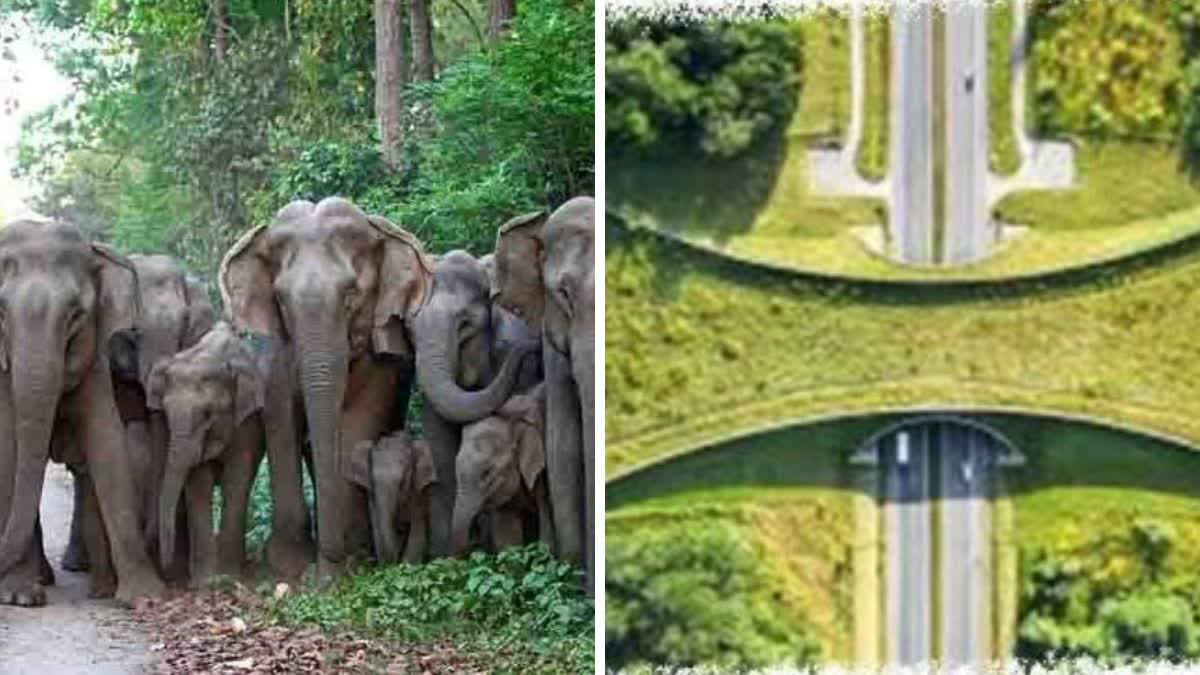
[88,573,117,599]
[0,575,47,607]
[38,556,55,587]
[266,535,314,582]
[115,573,165,608]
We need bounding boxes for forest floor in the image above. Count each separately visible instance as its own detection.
[0,464,488,674]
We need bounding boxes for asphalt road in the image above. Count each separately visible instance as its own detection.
[943,1,991,264]
[889,4,934,264]
[939,424,992,668]
[885,427,932,665]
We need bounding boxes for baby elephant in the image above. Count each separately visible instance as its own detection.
[452,384,552,556]
[146,322,265,585]
[341,432,437,564]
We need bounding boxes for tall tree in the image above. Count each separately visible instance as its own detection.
[375,0,407,168]
[211,0,228,61]
[487,0,515,44]
[410,0,434,82]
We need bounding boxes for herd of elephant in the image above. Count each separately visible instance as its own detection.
[0,195,595,607]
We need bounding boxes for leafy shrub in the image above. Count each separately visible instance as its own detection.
[1028,0,1185,138]
[1017,520,1200,664]
[605,521,821,671]
[606,18,804,158]
[270,545,591,673]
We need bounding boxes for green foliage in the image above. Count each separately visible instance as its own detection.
[271,545,592,674]
[606,18,803,159]
[1028,0,1186,138]
[1017,522,1200,664]
[605,521,821,671]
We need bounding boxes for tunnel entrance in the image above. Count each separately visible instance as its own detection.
[852,416,1024,667]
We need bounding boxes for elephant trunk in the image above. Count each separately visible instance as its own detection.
[0,318,66,575]
[294,323,349,566]
[369,495,402,563]
[416,315,530,424]
[157,433,194,571]
[450,480,482,557]
[572,329,595,596]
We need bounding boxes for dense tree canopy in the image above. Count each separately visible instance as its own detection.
[2,0,594,295]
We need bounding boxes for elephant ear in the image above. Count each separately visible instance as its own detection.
[478,253,498,299]
[220,224,284,339]
[412,438,437,492]
[91,243,141,369]
[182,276,216,347]
[514,417,545,492]
[341,441,373,489]
[366,215,432,361]
[145,359,168,411]
[494,211,548,327]
[229,360,264,426]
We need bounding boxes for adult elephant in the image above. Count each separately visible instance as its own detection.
[220,198,528,578]
[411,250,538,557]
[0,219,163,606]
[494,197,595,594]
[62,254,215,587]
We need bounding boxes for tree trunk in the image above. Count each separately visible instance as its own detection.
[410,0,435,83]
[211,0,227,62]
[487,0,515,45]
[375,0,407,169]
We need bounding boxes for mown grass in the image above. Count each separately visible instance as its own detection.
[856,11,889,181]
[607,8,1200,279]
[606,414,1200,669]
[269,545,593,674]
[606,220,1200,472]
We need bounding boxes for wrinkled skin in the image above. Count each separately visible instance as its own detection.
[222,198,526,580]
[146,323,264,585]
[452,385,552,556]
[480,254,542,395]
[340,432,435,563]
[64,254,215,588]
[410,251,537,558]
[494,196,595,594]
[0,220,163,606]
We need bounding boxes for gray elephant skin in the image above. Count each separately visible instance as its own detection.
[494,196,595,595]
[340,430,436,564]
[0,220,163,606]
[146,322,265,585]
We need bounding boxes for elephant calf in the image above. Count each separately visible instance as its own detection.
[145,322,265,585]
[452,384,552,556]
[340,431,437,564]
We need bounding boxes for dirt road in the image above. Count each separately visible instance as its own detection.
[0,463,154,674]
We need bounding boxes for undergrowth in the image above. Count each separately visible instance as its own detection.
[268,545,593,674]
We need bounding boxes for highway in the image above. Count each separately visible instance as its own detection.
[889,3,934,264]
[943,1,991,264]
[884,427,932,665]
[939,424,992,668]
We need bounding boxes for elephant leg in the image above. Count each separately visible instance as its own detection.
[423,408,461,558]
[536,484,555,551]
[262,348,311,582]
[0,365,44,606]
[340,360,400,562]
[82,474,116,599]
[544,346,583,567]
[35,517,54,586]
[124,420,152,544]
[67,366,164,604]
[61,466,90,572]
[216,421,263,578]
[185,464,217,588]
[490,510,524,552]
